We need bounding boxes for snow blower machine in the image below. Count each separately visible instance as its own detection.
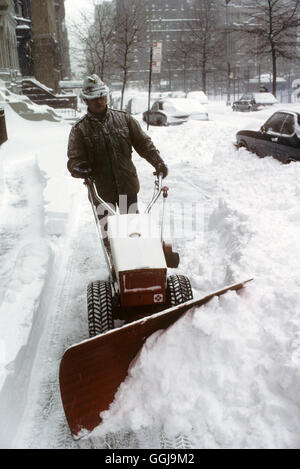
[59,173,252,439]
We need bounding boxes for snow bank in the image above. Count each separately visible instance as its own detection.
[0,102,78,406]
[87,104,300,449]
[90,288,300,448]
[0,87,62,122]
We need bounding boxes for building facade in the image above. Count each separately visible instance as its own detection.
[14,0,33,77]
[30,0,60,91]
[0,0,21,92]
[114,0,198,90]
[1,0,71,94]
[54,0,71,81]
[94,0,299,97]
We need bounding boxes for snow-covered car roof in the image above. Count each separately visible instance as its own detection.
[127,96,151,115]
[252,92,278,104]
[158,98,207,114]
[186,91,209,104]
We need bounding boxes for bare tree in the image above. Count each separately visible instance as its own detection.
[233,0,300,96]
[87,2,116,81]
[188,0,223,93]
[171,36,195,93]
[68,0,115,81]
[114,0,147,109]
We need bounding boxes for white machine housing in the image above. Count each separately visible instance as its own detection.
[107,213,167,307]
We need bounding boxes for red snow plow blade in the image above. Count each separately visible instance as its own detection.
[59,279,252,439]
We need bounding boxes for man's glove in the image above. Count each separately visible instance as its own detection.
[154,161,168,179]
[71,161,93,179]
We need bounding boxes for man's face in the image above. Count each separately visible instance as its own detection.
[87,96,107,114]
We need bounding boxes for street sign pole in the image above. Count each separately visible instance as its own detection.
[147,42,162,130]
[226,0,231,106]
[147,46,153,131]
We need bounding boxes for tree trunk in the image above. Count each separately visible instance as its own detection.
[120,50,128,111]
[120,69,127,111]
[271,45,277,96]
[202,65,207,94]
[183,66,187,93]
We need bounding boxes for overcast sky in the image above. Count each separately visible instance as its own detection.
[65,0,110,22]
[64,0,110,77]
[65,0,93,22]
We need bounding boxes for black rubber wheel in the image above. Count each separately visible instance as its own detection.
[157,115,167,126]
[166,275,193,306]
[87,280,114,337]
[285,158,296,164]
[165,251,180,268]
[238,141,249,151]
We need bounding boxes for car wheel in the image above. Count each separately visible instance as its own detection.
[285,158,296,164]
[238,141,249,151]
[156,114,167,126]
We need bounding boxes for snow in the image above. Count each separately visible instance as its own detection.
[16,25,31,30]
[250,74,286,84]
[108,214,167,273]
[252,93,278,104]
[22,77,54,94]
[186,91,209,104]
[0,92,300,449]
[162,98,207,115]
[126,96,150,115]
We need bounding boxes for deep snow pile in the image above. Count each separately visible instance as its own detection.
[87,106,300,449]
[0,99,300,449]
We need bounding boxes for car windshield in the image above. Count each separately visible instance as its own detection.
[281,114,295,135]
[264,112,287,134]
[151,102,163,111]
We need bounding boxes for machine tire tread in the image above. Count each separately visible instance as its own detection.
[167,274,193,306]
[87,280,114,337]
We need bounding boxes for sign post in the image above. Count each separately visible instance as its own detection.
[147,46,153,130]
[147,42,163,130]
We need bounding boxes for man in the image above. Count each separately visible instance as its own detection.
[67,75,168,219]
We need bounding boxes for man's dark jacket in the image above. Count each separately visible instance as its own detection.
[67,107,163,202]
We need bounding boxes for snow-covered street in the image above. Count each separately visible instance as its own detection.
[1,100,300,448]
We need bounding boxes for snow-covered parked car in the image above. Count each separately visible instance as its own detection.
[236,110,300,163]
[186,91,209,105]
[126,96,150,115]
[232,92,277,112]
[143,98,209,126]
